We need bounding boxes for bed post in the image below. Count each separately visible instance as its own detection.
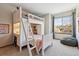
[42,35,44,56]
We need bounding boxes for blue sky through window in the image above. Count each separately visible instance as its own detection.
[63,16,72,26]
[54,17,62,26]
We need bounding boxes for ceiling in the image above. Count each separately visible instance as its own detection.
[7,3,79,16]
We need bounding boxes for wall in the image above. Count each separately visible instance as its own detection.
[76,6,79,47]
[0,4,13,47]
[36,24,41,34]
[43,14,52,34]
[55,33,72,40]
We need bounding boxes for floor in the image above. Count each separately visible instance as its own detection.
[44,39,79,56]
[0,40,79,56]
[54,33,72,40]
[0,45,41,56]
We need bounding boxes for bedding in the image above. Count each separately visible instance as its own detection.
[36,39,43,51]
[35,33,53,52]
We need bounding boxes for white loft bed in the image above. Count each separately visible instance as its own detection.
[13,7,44,52]
[13,7,53,55]
[17,17,44,52]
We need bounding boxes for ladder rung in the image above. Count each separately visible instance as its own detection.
[21,18,39,56]
[30,46,36,50]
[27,38,33,41]
[28,37,33,39]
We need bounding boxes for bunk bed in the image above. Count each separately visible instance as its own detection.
[13,7,44,55]
[13,7,53,56]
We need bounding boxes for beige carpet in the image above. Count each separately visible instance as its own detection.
[1,40,79,56]
[0,45,41,56]
[44,39,79,56]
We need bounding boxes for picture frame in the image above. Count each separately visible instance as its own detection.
[0,24,9,34]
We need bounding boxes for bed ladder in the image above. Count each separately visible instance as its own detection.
[21,17,39,56]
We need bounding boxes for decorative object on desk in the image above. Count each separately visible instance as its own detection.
[13,23,20,34]
[0,24,9,34]
[32,25,37,34]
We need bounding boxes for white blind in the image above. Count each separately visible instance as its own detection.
[54,10,73,18]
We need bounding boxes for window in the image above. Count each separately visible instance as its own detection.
[54,15,72,34]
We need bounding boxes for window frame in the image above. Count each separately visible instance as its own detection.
[54,15,73,34]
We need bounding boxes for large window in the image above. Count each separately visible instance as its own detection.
[54,16,72,34]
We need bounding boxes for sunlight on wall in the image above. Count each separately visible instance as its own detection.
[13,22,20,34]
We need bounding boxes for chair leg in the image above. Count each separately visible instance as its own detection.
[27,44,32,56]
[20,46,22,52]
[36,47,39,55]
[42,48,44,56]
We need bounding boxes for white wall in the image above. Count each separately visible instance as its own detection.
[76,6,79,47]
[0,4,13,47]
[43,14,52,34]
